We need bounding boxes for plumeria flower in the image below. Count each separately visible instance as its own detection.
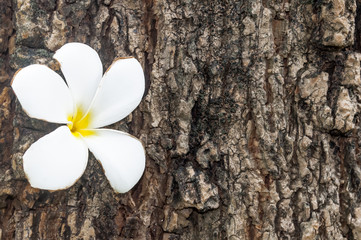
[11,43,146,193]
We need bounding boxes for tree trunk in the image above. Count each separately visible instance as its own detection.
[1,0,361,239]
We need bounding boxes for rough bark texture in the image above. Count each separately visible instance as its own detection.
[2,0,361,239]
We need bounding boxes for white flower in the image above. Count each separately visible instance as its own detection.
[11,43,146,193]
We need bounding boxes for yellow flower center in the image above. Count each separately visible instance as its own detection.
[67,107,95,137]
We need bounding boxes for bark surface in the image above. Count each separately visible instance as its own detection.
[1,0,361,239]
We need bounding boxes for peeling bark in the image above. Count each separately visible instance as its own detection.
[2,0,361,239]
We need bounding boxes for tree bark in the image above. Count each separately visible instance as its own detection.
[1,0,361,239]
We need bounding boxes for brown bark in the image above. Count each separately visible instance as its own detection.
[1,0,361,239]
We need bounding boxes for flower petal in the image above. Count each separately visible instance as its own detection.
[23,126,88,190]
[87,57,145,128]
[83,129,145,193]
[53,42,103,112]
[11,64,73,124]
